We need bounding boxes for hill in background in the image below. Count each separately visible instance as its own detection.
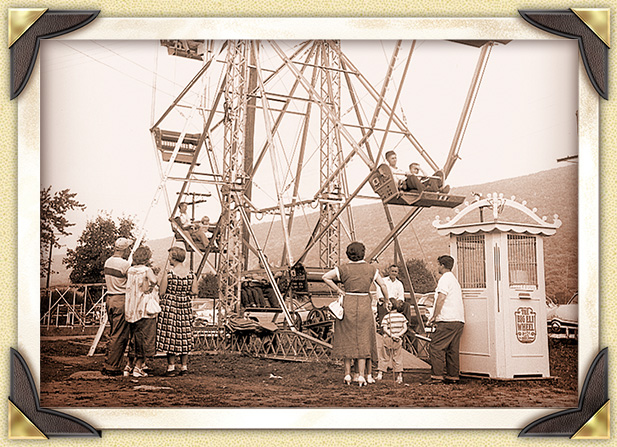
[47,165,578,303]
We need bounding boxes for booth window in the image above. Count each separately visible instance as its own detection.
[456,235,486,288]
[507,234,538,286]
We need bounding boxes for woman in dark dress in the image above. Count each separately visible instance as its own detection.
[323,242,390,386]
[156,246,199,376]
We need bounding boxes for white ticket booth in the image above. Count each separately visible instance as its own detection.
[433,194,561,379]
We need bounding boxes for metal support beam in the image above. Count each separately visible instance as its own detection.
[318,41,342,268]
[443,42,494,177]
[218,41,250,319]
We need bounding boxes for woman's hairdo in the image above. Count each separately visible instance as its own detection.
[132,246,152,265]
[169,246,186,263]
[346,241,365,262]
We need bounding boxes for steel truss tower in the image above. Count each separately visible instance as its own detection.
[318,41,342,269]
[219,41,250,316]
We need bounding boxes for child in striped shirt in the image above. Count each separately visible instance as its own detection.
[377,299,408,384]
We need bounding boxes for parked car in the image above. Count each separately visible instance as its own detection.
[403,292,435,326]
[546,292,578,339]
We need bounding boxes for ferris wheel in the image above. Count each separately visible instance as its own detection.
[145,39,502,330]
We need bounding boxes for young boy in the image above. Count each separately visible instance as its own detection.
[377,298,408,384]
[193,216,213,248]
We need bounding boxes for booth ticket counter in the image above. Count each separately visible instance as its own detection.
[433,194,562,379]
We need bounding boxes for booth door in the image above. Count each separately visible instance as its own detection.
[501,234,550,377]
[456,234,497,376]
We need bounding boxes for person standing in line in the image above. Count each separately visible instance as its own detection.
[124,245,159,378]
[156,246,199,376]
[322,242,391,387]
[376,264,415,333]
[383,264,405,302]
[427,255,465,384]
[101,237,134,376]
[376,299,408,384]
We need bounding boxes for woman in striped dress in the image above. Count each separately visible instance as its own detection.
[156,246,199,376]
[323,241,391,387]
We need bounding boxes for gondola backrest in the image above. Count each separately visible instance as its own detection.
[369,164,400,200]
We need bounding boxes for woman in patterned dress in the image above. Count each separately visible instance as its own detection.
[156,246,198,376]
[323,241,391,387]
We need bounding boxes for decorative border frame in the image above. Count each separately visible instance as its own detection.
[10,11,604,437]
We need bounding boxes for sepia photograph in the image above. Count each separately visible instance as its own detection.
[37,36,581,415]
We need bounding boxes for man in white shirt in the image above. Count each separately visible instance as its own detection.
[375,265,405,323]
[383,265,405,302]
[384,151,411,189]
[427,255,465,383]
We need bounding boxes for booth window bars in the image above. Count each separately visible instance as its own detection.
[456,234,486,288]
[507,234,538,286]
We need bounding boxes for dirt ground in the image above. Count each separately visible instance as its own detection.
[39,328,578,408]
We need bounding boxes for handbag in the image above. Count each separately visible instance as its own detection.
[145,287,161,317]
[328,294,344,320]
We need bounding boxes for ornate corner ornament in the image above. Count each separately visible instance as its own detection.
[8,8,99,99]
[9,349,100,438]
[519,9,609,99]
[519,348,609,438]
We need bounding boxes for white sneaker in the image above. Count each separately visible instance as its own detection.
[367,374,375,384]
[396,373,403,384]
[376,371,383,381]
[133,367,148,378]
[123,365,133,377]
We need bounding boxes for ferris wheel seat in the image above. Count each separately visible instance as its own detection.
[170,218,218,253]
[369,164,464,208]
[152,127,201,165]
[385,191,465,208]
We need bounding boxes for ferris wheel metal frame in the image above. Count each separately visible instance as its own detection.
[146,38,500,333]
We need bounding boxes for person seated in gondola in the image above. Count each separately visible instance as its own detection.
[404,162,450,194]
[384,150,450,194]
[193,215,213,248]
[384,151,409,189]
[175,203,210,250]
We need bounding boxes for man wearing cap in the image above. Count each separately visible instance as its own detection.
[101,237,133,376]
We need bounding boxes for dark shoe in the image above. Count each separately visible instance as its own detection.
[165,370,178,377]
[178,369,188,376]
[101,368,123,377]
[444,376,460,383]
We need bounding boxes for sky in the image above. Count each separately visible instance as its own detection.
[40,38,578,255]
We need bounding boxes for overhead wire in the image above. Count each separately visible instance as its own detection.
[58,41,202,105]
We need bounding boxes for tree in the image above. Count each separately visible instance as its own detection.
[40,187,85,280]
[399,258,437,294]
[198,273,218,299]
[63,213,136,284]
